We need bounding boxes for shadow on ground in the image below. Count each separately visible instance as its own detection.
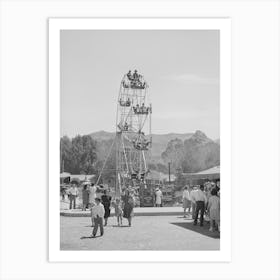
[80,235,102,239]
[112,225,130,228]
[171,222,220,239]
[176,216,193,220]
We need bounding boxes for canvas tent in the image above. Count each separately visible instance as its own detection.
[195,166,220,176]
[182,166,220,185]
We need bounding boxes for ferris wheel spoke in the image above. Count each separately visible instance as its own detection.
[121,135,130,175]
[139,114,148,132]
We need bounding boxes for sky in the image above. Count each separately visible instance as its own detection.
[60,30,220,139]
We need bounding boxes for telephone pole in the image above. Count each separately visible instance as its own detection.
[168,162,171,184]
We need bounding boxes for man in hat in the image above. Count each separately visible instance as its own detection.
[193,185,208,226]
[69,182,79,209]
[90,198,105,237]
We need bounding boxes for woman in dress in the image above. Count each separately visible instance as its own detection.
[207,188,220,232]
[155,187,163,207]
[182,186,191,217]
[122,189,135,226]
[101,190,111,226]
[82,185,89,211]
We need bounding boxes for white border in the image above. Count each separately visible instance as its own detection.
[49,18,231,262]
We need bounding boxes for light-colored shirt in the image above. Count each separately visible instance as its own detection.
[89,185,97,203]
[182,190,190,200]
[155,190,162,204]
[91,203,105,218]
[190,189,197,203]
[69,186,78,196]
[192,189,207,203]
[96,191,102,199]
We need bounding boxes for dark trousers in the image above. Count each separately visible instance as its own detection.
[194,201,205,225]
[92,217,104,236]
[69,195,76,209]
[191,202,196,219]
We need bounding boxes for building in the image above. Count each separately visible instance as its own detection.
[60,173,96,184]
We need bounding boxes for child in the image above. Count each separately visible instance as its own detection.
[90,198,105,237]
[207,188,220,232]
[112,198,123,226]
[90,202,95,227]
[82,185,89,211]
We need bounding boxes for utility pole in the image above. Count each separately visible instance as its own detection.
[168,162,171,184]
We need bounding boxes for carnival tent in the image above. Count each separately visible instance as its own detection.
[195,166,220,175]
[182,166,220,184]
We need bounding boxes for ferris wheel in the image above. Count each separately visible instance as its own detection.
[115,70,152,196]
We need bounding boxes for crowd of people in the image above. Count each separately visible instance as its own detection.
[61,180,220,237]
[182,181,220,232]
[63,181,136,238]
[90,188,135,237]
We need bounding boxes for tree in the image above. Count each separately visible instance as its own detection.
[60,136,72,173]
[60,135,97,174]
[161,131,220,173]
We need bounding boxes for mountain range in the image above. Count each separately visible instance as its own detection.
[90,130,193,160]
[90,130,220,173]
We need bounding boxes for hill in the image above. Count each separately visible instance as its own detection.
[89,130,219,173]
[150,133,193,161]
[161,130,220,173]
[90,130,193,160]
[90,130,115,141]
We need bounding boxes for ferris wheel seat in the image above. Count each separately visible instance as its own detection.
[135,111,149,115]
[118,123,129,131]
[133,144,149,150]
[119,100,131,107]
[131,85,146,89]
[133,107,150,114]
